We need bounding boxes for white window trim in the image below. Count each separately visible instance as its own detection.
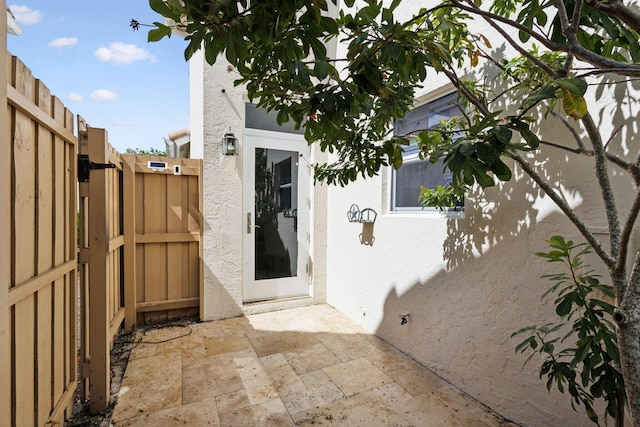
[389,92,464,216]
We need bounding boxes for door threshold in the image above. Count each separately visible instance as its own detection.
[243,295,312,307]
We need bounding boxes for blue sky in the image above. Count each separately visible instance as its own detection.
[7,1,190,153]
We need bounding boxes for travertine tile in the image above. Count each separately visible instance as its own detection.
[111,304,513,427]
[180,346,208,369]
[154,331,204,355]
[121,352,181,387]
[112,376,182,422]
[371,382,413,405]
[235,356,279,405]
[291,389,413,426]
[281,382,344,414]
[128,342,156,360]
[260,353,306,396]
[298,369,331,389]
[219,398,294,427]
[216,389,250,415]
[111,414,148,426]
[379,358,449,397]
[283,343,341,375]
[248,331,320,357]
[146,398,220,426]
[203,334,253,356]
[140,326,191,343]
[217,316,254,335]
[182,357,243,405]
[323,358,392,397]
[190,321,224,338]
[394,387,507,427]
[316,331,380,362]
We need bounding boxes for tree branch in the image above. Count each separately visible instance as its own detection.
[582,112,621,256]
[448,0,640,77]
[549,110,586,150]
[480,14,559,78]
[586,0,640,34]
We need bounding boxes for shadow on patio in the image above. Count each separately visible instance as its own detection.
[109,304,518,426]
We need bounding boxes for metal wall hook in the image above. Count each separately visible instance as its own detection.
[347,204,361,222]
[347,204,377,223]
[359,208,377,223]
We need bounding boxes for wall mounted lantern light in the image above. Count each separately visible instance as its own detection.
[222,129,238,155]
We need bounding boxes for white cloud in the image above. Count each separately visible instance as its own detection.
[68,93,84,102]
[94,42,156,65]
[49,37,78,48]
[90,90,119,101]
[9,5,42,25]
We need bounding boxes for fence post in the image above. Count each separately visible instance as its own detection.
[88,127,110,413]
[0,2,13,425]
[123,156,137,330]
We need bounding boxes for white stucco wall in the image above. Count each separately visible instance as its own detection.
[322,2,636,426]
[193,50,328,321]
[192,2,637,425]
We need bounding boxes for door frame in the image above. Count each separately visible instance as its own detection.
[242,128,311,302]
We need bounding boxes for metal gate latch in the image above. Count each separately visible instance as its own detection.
[77,154,116,182]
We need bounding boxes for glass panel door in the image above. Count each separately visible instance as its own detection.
[254,147,298,280]
[243,130,310,302]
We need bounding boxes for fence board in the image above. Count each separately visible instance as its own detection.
[1,13,11,427]
[12,79,36,286]
[36,285,52,425]
[36,80,53,275]
[53,278,65,405]
[167,176,183,301]
[5,53,77,427]
[14,295,36,427]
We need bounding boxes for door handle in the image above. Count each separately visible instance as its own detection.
[247,213,261,233]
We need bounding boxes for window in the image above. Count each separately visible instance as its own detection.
[391,93,462,211]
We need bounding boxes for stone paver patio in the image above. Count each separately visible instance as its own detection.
[111,304,517,426]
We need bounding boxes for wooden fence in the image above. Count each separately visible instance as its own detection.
[78,120,202,414]
[2,47,203,424]
[122,154,203,327]
[78,122,127,412]
[2,53,78,427]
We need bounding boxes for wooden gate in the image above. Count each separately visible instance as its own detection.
[78,128,203,412]
[2,53,78,427]
[2,30,203,424]
[78,122,126,413]
[122,154,203,326]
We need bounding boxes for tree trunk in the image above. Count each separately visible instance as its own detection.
[617,320,640,424]
[614,274,640,424]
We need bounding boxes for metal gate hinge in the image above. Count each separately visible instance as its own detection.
[77,154,116,182]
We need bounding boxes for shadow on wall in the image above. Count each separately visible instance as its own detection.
[371,96,636,424]
[374,188,596,425]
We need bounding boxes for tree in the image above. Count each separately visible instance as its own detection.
[147,0,640,423]
[124,147,167,156]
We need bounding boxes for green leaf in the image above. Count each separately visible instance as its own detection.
[490,158,512,181]
[148,23,173,42]
[314,60,330,80]
[149,0,177,19]
[491,126,513,145]
[555,78,587,96]
[556,295,573,317]
[523,84,556,109]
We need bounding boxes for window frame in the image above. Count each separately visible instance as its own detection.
[390,92,462,213]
